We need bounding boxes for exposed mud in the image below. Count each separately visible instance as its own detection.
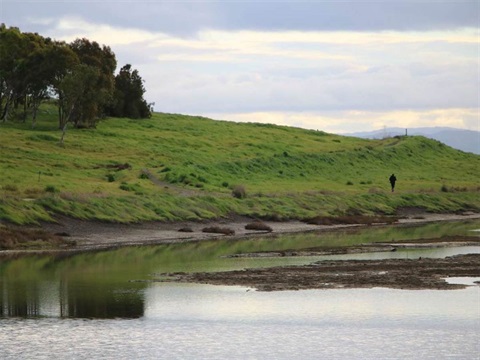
[227,235,480,258]
[159,253,480,291]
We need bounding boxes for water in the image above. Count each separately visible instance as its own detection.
[1,284,479,359]
[1,220,479,359]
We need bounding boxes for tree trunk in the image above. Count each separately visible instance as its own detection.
[31,102,38,129]
[59,123,67,146]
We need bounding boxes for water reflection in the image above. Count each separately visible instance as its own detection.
[0,220,478,319]
[0,278,145,318]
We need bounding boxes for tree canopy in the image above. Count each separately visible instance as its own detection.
[109,64,153,119]
[0,24,152,129]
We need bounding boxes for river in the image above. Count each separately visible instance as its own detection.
[1,220,479,359]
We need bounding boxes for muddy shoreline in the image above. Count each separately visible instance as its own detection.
[2,212,479,291]
[2,212,478,253]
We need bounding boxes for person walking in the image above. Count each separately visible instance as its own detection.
[389,174,397,192]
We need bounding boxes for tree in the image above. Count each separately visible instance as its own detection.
[0,25,30,122]
[57,64,99,144]
[44,41,80,129]
[69,38,116,127]
[110,64,152,119]
[20,32,53,126]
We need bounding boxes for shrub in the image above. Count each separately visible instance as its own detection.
[106,173,116,182]
[24,187,43,196]
[222,181,229,188]
[139,172,149,180]
[232,185,247,199]
[119,182,133,191]
[3,184,18,192]
[441,184,449,192]
[245,221,273,232]
[346,181,354,186]
[44,185,58,193]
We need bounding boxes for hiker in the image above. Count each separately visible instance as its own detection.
[389,174,397,192]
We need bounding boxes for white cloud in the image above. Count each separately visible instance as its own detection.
[207,109,479,134]
[30,16,479,132]
[47,17,160,45]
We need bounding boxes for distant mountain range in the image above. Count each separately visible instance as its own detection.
[344,127,479,155]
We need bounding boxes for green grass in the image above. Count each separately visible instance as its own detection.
[0,104,479,224]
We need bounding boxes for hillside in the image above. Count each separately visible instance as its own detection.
[1,109,479,224]
[345,127,480,155]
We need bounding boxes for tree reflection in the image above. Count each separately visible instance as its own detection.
[0,278,145,319]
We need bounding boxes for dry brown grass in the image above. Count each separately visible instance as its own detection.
[305,215,398,226]
[245,221,273,232]
[202,226,235,235]
[0,225,76,250]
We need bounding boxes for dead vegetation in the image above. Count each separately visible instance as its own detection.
[0,225,76,250]
[202,226,235,235]
[304,215,398,226]
[245,221,273,232]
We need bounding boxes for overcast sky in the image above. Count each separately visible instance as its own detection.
[2,0,479,133]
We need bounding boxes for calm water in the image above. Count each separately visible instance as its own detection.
[1,221,479,359]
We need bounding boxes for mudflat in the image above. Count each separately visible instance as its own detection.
[159,254,480,291]
[158,235,480,291]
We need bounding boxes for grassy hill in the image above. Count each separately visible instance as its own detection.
[1,106,479,224]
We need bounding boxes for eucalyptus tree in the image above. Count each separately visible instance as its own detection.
[0,25,30,122]
[44,41,80,129]
[110,64,152,119]
[19,32,53,125]
[68,38,116,127]
[57,63,99,144]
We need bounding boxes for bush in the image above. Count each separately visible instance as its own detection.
[346,181,354,186]
[44,185,58,193]
[232,185,247,199]
[441,184,449,192]
[3,184,18,192]
[119,182,133,191]
[24,187,43,196]
[106,173,116,182]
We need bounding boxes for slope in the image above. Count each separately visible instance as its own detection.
[0,109,479,224]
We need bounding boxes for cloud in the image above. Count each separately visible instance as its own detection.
[2,3,478,132]
[3,1,477,37]
[207,109,479,134]
[43,17,160,45]
[211,2,478,33]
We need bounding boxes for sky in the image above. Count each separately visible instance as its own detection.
[2,0,479,133]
